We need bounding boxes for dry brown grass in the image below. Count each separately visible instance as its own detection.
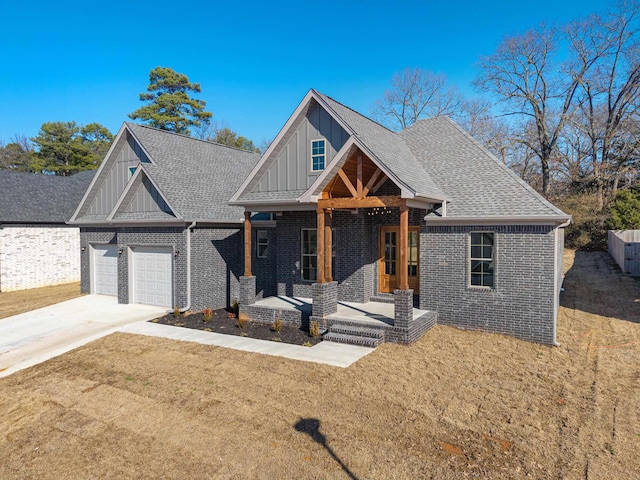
[0,252,638,479]
[0,282,82,319]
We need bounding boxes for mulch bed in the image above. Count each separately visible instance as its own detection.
[150,308,322,346]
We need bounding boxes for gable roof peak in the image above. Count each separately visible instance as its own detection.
[311,89,397,135]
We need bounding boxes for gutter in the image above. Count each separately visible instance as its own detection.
[552,218,572,347]
[179,221,197,313]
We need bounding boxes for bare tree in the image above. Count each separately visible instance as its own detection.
[374,68,463,130]
[474,24,605,196]
[0,134,33,171]
[568,2,640,210]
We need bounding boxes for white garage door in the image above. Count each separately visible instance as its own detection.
[133,247,173,307]
[94,245,118,296]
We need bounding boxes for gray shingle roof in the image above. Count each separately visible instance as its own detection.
[400,117,567,217]
[315,91,447,200]
[125,124,260,222]
[0,170,95,223]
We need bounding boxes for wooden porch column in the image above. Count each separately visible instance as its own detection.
[399,205,409,290]
[324,209,333,282]
[244,211,252,276]
[316,208,325,283]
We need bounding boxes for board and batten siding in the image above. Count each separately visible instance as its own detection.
[125,177,172,214]
[87,135,149,215]
[253,103,349,193]
[609,230,640,276]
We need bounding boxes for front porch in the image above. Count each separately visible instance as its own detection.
[241,294,437,345]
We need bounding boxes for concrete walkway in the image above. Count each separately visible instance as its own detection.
[0,295,375,378]
[121,322,375,368]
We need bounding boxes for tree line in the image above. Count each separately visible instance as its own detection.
[373,0,640,246]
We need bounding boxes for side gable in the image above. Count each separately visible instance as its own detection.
[71,125,153,222]
[107,167,177,222]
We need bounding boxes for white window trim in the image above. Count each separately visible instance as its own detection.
[310,138,326,172]
[468,231,495,289]
[301,227,336,282]
[257,230,268,258]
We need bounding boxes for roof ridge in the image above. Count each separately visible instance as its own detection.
[436,117,566,216]
[125,122,260,156]
[312,90,397,135]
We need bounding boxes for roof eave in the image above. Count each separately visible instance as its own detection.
[423,215,572,225]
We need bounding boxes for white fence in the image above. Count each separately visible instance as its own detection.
[608,230,640,276]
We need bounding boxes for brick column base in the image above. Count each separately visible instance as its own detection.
[239,275,256,306]
[312,281,338,318]
[394,289,414,329]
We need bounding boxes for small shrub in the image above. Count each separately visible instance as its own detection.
[271,337,282,342]
[173,305,181,318]
[271,314,283,333]
[236,314,247,329]
[302,341,313,347]
[240,332,248,337]
[309,320,320,338]
[202,307,213,322]
[230,298,240,314]
[204,327,212,332]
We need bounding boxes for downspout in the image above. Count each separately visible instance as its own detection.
[180,221,196,313]
[552,218,571,347]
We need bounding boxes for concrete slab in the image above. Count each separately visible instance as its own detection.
[121,322,375,368]
[0,295,166,378]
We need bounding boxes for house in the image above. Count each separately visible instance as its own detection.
[70,89,569,346]
[68,123,261,311]
[229,90,570,345]
[0,170,95,291]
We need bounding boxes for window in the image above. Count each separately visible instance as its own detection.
[128,166,137,178]
[470,232,494,288]
[301,228,336,281]
[311,139,325,171]
[257,230,268,258]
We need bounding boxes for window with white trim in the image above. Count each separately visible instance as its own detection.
[257,230,268,258]
[301,228,336,281]
[470,232,494,288]
[311,139,325,171]
[128,166,137,178]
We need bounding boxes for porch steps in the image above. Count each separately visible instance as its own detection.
[324,324,384,348]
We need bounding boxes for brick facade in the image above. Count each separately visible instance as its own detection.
[420,224,558,345]
[80,225,255,310]
[0,225,81,292]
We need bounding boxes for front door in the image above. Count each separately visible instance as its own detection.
[378,226,419,294]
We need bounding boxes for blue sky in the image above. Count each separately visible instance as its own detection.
[0,0,610,147]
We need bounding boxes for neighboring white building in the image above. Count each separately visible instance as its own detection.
[0,171,95,291]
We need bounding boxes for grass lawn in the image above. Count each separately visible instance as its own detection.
[0,251,638,479]
[0,282,82,319]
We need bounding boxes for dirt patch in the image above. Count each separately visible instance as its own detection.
[0,251,638,479]
[0,282,82,319]
[151,309,322,346]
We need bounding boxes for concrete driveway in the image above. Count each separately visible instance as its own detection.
[0,295,166,378]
